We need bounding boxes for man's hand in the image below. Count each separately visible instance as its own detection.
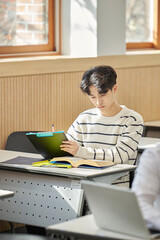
[60,141,79,156]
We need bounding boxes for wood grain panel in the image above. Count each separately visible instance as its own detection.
[0,65,160,150]
[0,72,93,150]
[117,66,160,121]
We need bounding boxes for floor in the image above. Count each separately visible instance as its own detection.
[2,225,62,239]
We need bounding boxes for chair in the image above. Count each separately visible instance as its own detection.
[142,125,160,138]
[5,131,40,153]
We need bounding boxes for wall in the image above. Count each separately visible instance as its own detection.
[0,52,160,230]
[61,0,126,56]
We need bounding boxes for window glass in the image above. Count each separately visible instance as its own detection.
[0,0,48,47]
[126,0,154,43]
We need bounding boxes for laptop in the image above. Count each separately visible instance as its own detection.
[26,131,72,159]
[81,180,160,240]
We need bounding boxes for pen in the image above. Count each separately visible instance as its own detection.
[52,124,55,132]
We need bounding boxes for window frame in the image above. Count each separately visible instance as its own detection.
[127,0,160,50]
[0,0,60,57]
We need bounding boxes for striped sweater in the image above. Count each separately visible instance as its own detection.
[67,106,144,166]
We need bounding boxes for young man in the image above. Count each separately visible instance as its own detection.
[132,144,160,231]
[61,66,143,174]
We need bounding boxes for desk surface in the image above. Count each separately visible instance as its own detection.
[0,189,14,199]
[144,120,160,127]
[138,137,160,152]
[0,150,136,180]
[47,214,145,240]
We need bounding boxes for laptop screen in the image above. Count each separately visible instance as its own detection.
[81,180,150,239]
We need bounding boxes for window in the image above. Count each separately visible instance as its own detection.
[126,0,160,49]
[0,0,58,56]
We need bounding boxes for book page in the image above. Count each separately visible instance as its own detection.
[51,157,83,165]
[75,159,115,168]
[52,157,115,168]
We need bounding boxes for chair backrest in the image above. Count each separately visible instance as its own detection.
[142,125,160,138]
[5,131,40,153]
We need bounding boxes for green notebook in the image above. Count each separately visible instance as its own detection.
[26,131,72,160]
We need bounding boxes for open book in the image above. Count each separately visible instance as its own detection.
[50,157,115,169]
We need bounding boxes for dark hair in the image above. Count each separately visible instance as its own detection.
[80,65,117,95]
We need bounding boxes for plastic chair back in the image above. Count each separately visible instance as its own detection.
[5,131,40,153]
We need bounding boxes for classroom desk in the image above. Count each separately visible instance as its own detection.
[144,120,160,127]
[138,137,160,153]
[46,214,144,240]
[0,150,135,228]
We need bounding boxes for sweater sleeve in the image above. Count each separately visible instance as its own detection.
[132,146,160,231]
[67,115,143,164]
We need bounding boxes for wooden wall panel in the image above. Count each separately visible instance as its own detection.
[0,65,160,151]
[0,72,93,150]
[117,66,160,121]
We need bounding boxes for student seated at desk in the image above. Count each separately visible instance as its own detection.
[60,65,144,185]
[132,143,160,231]
[27,65,143,236]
